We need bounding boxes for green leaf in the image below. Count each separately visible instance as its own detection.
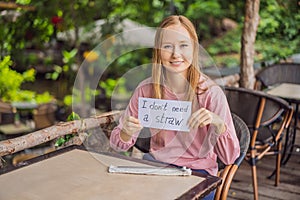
[16,0,31,5]
[55,137,66,147]
[67,112,81,121]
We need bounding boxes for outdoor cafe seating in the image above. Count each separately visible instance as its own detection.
[224,86,293,200]
[254,63,300,90]
[255,62,300,165]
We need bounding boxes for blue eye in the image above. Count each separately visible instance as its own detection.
[180,44,189,48]
[163,45,173,49]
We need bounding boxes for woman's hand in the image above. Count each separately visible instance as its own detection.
[188,108,226,134]
[120,116,143,142]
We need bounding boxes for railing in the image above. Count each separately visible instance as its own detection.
[0,110,122,167]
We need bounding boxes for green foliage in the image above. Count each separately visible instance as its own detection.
[186,1,222,18]
[213,55,240,68]
[0,56,34,102]
[99,77,130,98]
[1,0,299,85]
[67,111,81,121]
[205,1,299,66]
[62,49,78,64]
[54,135,72,147]
[106,49,151,79]
[256,0,300,63]
[207,28,242,55]
[46,49,78,81]
[46,65,62,80]
[0,0,55,58]
[16,0,31,5]
[63,95,72,107]
[0,56,54,103]
[63,87,100,107]
[206,28,241,67]
[35,91,54,104]
[186,2,222,39]
[0,0,108,58]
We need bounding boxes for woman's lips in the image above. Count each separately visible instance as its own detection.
[170,61,183,66]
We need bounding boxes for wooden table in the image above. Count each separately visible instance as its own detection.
[267,83,300,164]
[0,146,221,200]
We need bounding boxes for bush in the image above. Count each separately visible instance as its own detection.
[0,56,54,103]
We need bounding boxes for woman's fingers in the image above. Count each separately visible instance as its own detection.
[188,108,213,129]
[122,116,143,135]
[129,116,142,125]
[125,116,142,129]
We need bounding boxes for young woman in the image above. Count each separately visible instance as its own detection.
[110,15,240,199]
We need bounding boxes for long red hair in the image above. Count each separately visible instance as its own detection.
[152,15,203,100]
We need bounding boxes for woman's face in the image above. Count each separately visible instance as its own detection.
[160,24,194,76]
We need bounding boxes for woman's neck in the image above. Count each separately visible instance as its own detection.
[165,72,188,94]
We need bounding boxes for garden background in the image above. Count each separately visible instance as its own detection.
[0,0,299,119]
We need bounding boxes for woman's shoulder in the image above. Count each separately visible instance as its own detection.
[134,77,153,96]
[137,77,153,89]
[198,74,225,95]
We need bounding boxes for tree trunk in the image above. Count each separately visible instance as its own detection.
[240,0,260,89]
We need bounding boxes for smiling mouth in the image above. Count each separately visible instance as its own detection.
[170,61,183,66]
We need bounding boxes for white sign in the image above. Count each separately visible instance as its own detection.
[138,97,192,131]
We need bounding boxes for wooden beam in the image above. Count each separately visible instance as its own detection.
[0,1,35,11]
[0,110,122,157]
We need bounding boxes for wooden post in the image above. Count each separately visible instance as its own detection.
[240,0,260,89]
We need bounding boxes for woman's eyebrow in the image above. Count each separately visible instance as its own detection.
[161,40,191,44]
[179,39,192,43]
[161,42,173,46]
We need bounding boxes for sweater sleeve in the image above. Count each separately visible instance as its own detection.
[109,81,148,152]
[109,100,138,152]
[208,86,240,165]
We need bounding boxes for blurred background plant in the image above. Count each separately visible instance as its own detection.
[0,56,54,103]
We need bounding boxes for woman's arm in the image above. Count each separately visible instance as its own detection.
[110,101,142,152]
[209,86,240,165]
[110,80,151,151]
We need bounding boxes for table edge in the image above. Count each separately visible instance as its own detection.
[0,145,222,199]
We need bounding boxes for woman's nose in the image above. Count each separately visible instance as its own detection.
[172,46,181,57]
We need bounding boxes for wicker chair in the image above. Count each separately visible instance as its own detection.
[255,63,300,90]
[224,86,293,200]
[214,113,250,200]
[255,63,300,165]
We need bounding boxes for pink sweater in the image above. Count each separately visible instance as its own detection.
[110,77,240,175]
